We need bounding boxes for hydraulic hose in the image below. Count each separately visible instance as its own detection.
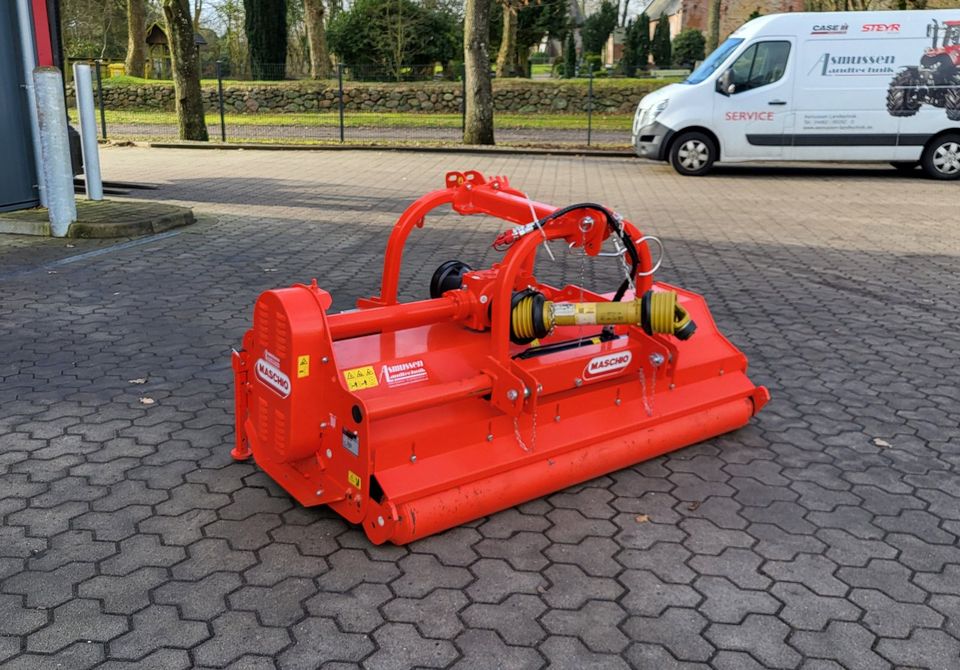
[509,289,696,343]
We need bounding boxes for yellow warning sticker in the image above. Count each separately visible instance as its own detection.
[347,470,362,489]
[297,355,310,378]
[343,365,379,391]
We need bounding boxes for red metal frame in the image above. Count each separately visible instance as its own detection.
[232,171,769,545]
[31,0,54,67]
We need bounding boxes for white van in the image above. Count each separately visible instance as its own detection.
[632,10,960,179]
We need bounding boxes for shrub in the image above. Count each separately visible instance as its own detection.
[651,16,672,68]
[672,29,705,67]
[564,32,577,78]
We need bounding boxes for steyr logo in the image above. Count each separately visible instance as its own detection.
[256,357,291,398]
[862,23,900,32]
[583,352,632,379]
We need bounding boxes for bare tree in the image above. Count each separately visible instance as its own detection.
[193,0,203,29]
[805,0,880,8]
[163,0,209,140]
[125,0,147,76]
[303,0,332,78]
[496,1,520,78]
[706,0,720,52]
[464,0,494,144]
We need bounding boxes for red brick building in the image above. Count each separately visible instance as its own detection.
[645,0,803,42]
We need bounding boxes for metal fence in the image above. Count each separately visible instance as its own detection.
[72,61,636,149]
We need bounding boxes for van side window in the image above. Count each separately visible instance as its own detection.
[728,41,791,93]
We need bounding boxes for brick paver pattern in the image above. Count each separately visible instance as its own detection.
[1,148,959,669]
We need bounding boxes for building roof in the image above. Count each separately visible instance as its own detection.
[145,23,207,47]
[645,0,683,19]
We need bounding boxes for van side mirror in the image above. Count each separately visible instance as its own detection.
[716,70,734,96]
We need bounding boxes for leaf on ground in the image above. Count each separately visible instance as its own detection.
[128,378,147,384]
[687,501,701,511]
[873,438,892,448]
[635,514,650,523]
[138,397,155,405]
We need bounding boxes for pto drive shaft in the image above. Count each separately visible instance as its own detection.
[511,290,696,343]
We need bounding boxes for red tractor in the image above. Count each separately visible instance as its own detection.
[887,19,960,120]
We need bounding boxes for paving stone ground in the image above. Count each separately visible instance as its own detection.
[1,147,959,670]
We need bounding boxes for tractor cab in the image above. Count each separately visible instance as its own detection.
[926,19,960,63]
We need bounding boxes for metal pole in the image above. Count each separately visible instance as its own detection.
[337,63,345,143]
[15,0,47,206]
[587,65,594,147]
[216,60,227,142]
[34,67,77,236]
[95,59,107,139]
[72,63,103,201]
[461,64,466,135]
[94,60,107,139]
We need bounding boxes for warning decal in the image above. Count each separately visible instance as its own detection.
[343,365,379,391]
[347,470,362,489]
[297,355,310,378]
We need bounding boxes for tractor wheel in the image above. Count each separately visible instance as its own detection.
[945,76,960,121]
[887,68,921,117]
[669,131,717,177]
[921,133,960,180]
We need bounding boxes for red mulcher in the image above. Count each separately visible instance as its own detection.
[231,171,769,544]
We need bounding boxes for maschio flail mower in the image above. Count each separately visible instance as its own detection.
[231,171,769,545]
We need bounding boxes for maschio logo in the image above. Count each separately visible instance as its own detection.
[256,357,291,398]
[583,352,632,379]
[809,52,897,76]
[811,23,847,35]
[862,23,900,32]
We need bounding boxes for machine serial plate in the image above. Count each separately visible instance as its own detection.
[342,429,359,456]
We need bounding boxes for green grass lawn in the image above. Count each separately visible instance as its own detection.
[76,109,634,132]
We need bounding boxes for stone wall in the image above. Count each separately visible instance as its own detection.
[66,79,667,115]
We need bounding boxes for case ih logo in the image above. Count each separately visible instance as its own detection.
[862,23,900,33]
[584,352,632,379]
[811,23,847,35]
[256,357,291,398]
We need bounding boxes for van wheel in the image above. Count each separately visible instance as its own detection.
[921,134,960,180]
[669,132,717,176]
[887,68,921,117]
[890,161,919,172]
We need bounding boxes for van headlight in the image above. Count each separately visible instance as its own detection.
[651,99,669,121]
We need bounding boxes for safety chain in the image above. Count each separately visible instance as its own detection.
[639,353,664,417]
[525,193,556,262]
[512,399,537,453]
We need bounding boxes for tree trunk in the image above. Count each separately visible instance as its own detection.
[125,0,147,77]
[193,0,203,30]
[244,0,288,80]
[303,0,332,79]
[495,3,518,78]
[163,0,209,141]
[706,0,721,52]
[464,0,494,144]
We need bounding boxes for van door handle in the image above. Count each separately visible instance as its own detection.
[768,100,787,106]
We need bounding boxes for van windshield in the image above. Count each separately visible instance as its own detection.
[683,38,744,85]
